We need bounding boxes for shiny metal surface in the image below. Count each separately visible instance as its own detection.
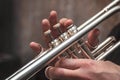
[6,0,120,80]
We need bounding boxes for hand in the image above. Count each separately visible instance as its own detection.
[45,58,120,80]
[29,10,102,80]
[29,10,100,53]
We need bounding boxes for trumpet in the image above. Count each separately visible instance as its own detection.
[6,0,120,80]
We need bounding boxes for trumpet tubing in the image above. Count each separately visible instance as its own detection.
[6,0,120,80]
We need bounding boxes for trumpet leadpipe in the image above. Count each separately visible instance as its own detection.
[77,0,120,31]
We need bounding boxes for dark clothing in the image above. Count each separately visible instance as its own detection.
[106,23,120,65]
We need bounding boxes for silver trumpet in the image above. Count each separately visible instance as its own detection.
[6,0,120,80]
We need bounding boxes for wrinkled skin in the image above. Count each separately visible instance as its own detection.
[30,11,120,80]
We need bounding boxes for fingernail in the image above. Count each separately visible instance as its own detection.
[50,10,57,14]
[45,66,53,79]
[94,28,100,37]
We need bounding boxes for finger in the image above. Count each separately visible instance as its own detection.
[29,42,42,53]
[42,19,51,32]
[54,58,94,70]
[59,18,68,32]
[42,19,54,47]
[59,18,68,25]
[49,10,58,27]
[59,18,73,32]
[64,19,73,28]
[49,11,62,38]
[87,28,100,48]
[45,66,80,80]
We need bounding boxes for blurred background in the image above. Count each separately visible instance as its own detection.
[0,0,120,80]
